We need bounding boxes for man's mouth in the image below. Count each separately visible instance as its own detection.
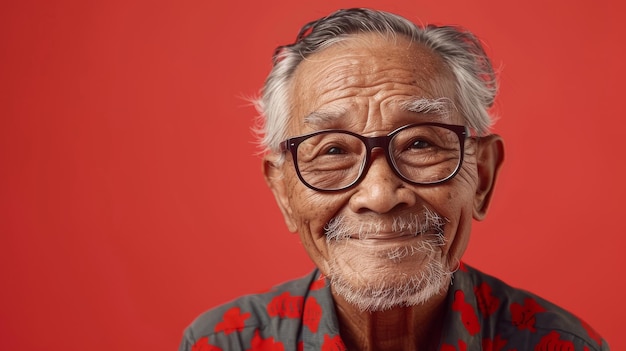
[324,207,448,243]
[348,230,430,241]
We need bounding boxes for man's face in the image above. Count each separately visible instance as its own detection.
[265,34,500,311]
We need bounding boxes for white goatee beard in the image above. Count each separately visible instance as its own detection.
[322,207,453,312]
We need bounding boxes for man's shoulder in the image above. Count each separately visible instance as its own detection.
[179,269,328,351]
[457,263,608,350]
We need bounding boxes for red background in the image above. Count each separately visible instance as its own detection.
[1,0,624,349]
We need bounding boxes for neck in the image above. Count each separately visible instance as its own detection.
[333,289,448,351]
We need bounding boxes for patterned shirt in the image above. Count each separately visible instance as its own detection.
[180,263,609,350]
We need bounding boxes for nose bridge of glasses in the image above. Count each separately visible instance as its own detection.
[363,134,392,153]
[360,134,398,177]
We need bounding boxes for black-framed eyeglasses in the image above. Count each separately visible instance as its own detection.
[279,122,469,192]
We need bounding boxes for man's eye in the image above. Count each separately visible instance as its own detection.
[409,140,431,149]
[326,146,345,155]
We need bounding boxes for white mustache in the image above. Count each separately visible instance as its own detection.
[324,207,447,242]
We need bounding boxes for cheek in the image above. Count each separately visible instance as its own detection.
[290,195,339,273]
[284,182,356,271]
[421,183,474,220]
[289,191,329,229]
[440,163,479,214]
[285,182,345,241]
[437,177,478,262]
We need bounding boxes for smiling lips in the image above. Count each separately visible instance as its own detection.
[348,229,436,241]
[325,208,447,243]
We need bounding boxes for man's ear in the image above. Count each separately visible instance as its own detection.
[473,134,505,220]
[263,155,298,233]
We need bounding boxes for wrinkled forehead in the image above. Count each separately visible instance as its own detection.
[287,33,457,129]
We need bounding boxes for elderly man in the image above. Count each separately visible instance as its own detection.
[180,8,608,351]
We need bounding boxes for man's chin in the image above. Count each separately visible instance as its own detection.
[327,240,443,275]
[325,257,452,312]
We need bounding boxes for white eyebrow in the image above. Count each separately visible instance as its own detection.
[399,97,456,121]
[302,98,455,126]
[303,105,349,126]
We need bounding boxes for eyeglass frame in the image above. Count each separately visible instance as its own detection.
[279,122,470,192]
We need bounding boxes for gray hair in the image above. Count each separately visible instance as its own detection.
[253,8,498,154]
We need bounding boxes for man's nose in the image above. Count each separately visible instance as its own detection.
[348,150,417,214]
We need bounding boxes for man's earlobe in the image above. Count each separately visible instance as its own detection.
[473,134,505,220]
[263,156,298,232]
